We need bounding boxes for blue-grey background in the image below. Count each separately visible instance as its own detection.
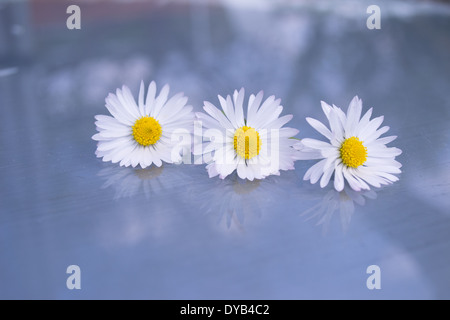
[0,0,449,299]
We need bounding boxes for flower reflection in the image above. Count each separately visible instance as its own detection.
[193,172,298,232]
[301,185,377,234]
[98,164,179,199]
[96,164,191,246]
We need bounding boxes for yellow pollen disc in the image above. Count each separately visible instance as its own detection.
[339,136,368,168]
[233,126,262,160]
[132,116,162,146]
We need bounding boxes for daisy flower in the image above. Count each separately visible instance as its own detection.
[195,88,299,180]
[92,81,194,168]
[296,96,402,191]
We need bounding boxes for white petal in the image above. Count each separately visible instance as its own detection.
[206,163,219,178]
[257,95,276,115]
[372,135,397,145]
[304,159,326,182]
[142,147,153,168]
[306,117,332,140]
[195,112,222,130]
[363,126,390,144]
[118,86,140,119]
[368,146,402,158]
[322,148,339,159]
[93,129,130,139]
[154,145,170,165]
[311,159,327,184]
[227,94,243,128]
[157,94,188,123]
[323,153,339,171]
[343,167,362,191]
[247,91,264,126]
[266,114,293,129]
[237,161,249,180]
[353,170,375,190]
[370,165,402,174]
[294,151,323,160]
[246,163,255,181]
[203,101,234,129]
[129,147,141,168]
[320,165,335,188]
[151,84,170,118]
[110,143,134,164]
[92,133,110,141]
[320,101,332,119]
[151,148,163,167]
[136,147,147,168]
[95,118,130,131]
[355,167,382,188]
[248,94,255,111]
[301,138,333,150]
[253,101,283,128]
[365,157,402,168]
[218,95,237,128]
[334,163,345,192]
[359,116,384,141]
[328,107,344,142]
[138,80,146,116]
[97,137,133,152]
[354,107,373,134]
[105,94,135,125]
[145,81,157,115]
[278,127,299,138]
[162,106,193,126]
[233,88,245,127]
[372,171,399,183]
[345,96,362,137]
[216,161,238,179]
[333,105,347,130]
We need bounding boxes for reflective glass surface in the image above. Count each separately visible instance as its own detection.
[0,0,449,299]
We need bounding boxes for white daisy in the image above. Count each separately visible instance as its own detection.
[195,88,299,180]
[296,96,402,191]
[93,81,193,168]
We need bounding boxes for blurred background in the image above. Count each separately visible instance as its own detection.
[0,0,449,299]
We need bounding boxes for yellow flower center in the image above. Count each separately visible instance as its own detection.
[132,116,162,146]
[339,136,367,168]
[233,126,262,160]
